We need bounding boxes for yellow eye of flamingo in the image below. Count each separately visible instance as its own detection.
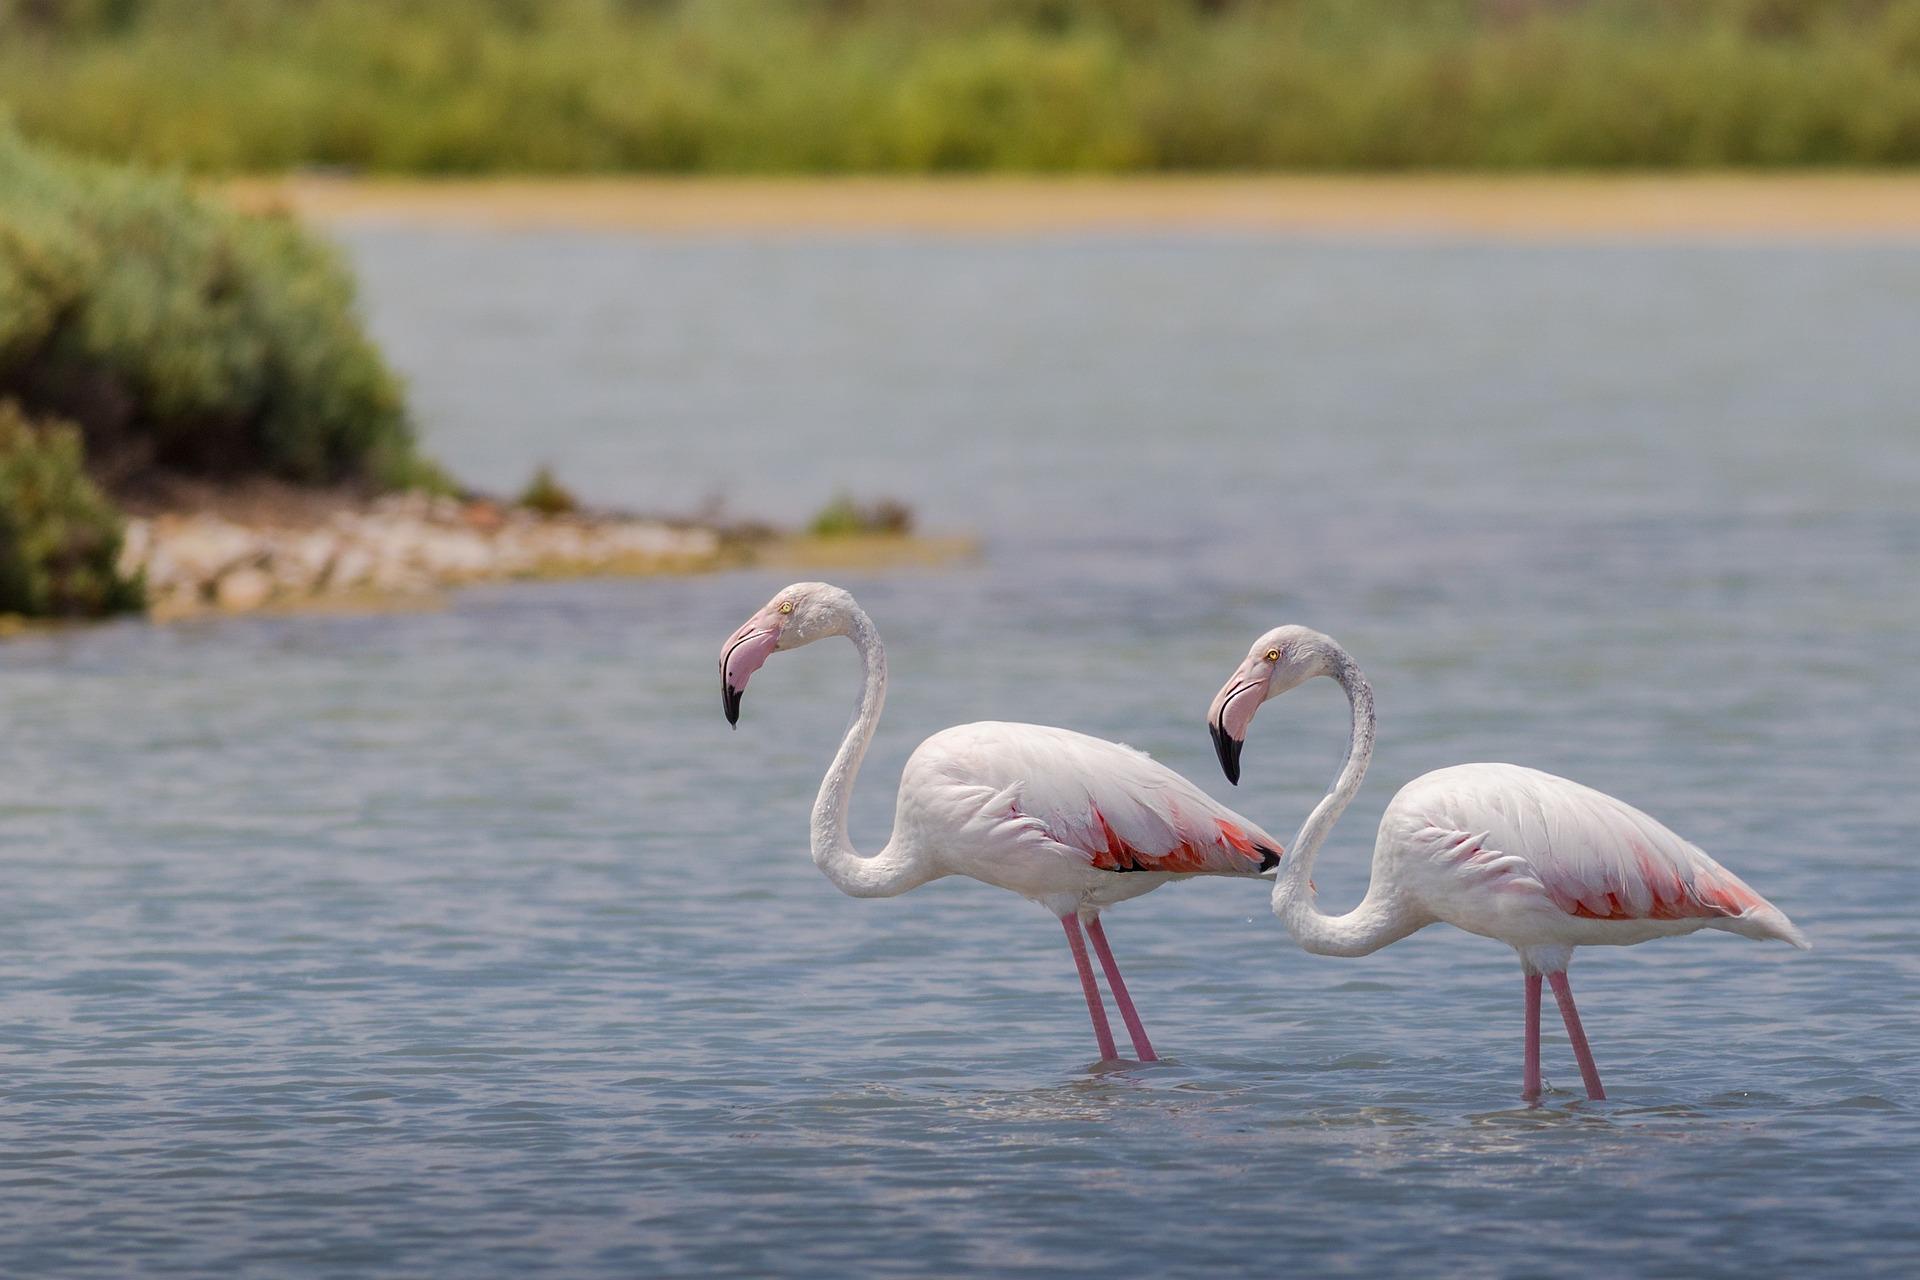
[1265,648,1281,662]
[779,601,794,615]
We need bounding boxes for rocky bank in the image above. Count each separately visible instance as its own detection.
[120,491,726,618]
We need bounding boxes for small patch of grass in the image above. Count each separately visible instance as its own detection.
[517,464,579,516]
[808,494,914,538]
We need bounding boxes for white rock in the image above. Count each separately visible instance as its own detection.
[677,527,721,556]
[140,547,185,594]
[118,519,153,578]
[180,516,263,576]
[538,526,588,564]
[267,531,338,592]
[370,548,430,593]
[326,545,375,591]
[415,528,494,577]
[215,566,274,612]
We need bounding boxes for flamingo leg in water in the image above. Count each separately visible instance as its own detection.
[1084,916,1157,1062]
[1059,915,1118,1061]
[1524,973,1543,1102]
[1547,971,1606,1100]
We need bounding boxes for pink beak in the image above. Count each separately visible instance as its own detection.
[1206,662,1269,785]
[719,616,781,726]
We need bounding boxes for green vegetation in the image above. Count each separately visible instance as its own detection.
[0,127,420,489]
[0,127,446,617]
[809,495,915,538]
[517,465,580,516]
[2,1,1918,172]
[0,400,143,617]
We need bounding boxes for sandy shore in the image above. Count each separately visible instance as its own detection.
[224,173,1920,240]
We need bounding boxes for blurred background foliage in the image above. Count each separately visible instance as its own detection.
[2,0,1918,172]
[808,493,916,538]
[0,128,424,492]
[0,399,142,616]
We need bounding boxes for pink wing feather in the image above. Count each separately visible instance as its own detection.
[927,722,1283,876]
[1399,763,1805,944]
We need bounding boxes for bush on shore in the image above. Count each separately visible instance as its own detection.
[517,465,580,517]
[3,1,1920,173]
[0,128,421,489]
[809,495,914,538]
[0,400,143,618]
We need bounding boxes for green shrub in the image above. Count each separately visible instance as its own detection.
[376,448,462,499]
[517,464,578,516]
[0,127,422,487]
[808,494,915,538]
[0,400,143,618]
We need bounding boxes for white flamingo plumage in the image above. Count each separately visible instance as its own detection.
[1206,626,1808,1101]
[720,582,1283,1062]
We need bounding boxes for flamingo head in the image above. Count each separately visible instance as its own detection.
[718,581,857,726]
[1206,625,1330,785]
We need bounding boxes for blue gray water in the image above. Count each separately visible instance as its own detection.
[2,231,1917,1276]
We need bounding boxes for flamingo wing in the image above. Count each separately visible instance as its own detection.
[1397,763,1806,946]
[929,722,1283,876]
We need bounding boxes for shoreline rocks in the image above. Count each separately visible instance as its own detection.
[121,492,725,617]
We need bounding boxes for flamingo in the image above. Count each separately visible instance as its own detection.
[1205,626,1808,1101]
[719,582,1285,1063]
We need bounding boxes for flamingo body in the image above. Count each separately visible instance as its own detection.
[893,721,1282,916]
[1376,763,1807,964]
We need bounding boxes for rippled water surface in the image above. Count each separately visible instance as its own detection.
[3,232,1917,1276]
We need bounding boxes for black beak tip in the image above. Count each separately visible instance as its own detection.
[722,683,743,727]
[1209,720,1243,786]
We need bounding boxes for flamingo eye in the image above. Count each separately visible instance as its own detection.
[1265,648,1281,662]
[779,601,794,615]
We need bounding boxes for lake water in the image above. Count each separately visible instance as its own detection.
[3,230,1917,1276]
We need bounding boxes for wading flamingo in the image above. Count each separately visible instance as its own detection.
[1206,626,1808,1101]
[720,582,1284,1063]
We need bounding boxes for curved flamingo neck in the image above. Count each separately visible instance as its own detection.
[808,605,931,898]
[1271,641,1418,956]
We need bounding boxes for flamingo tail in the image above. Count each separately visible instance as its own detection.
[1726,903,1811,950]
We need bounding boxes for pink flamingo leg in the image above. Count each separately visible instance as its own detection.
[1083,916,1157,1062]
[1524,972,1543,1102]
[1547,971,1607,1100]
[1059,915,1118,1061]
